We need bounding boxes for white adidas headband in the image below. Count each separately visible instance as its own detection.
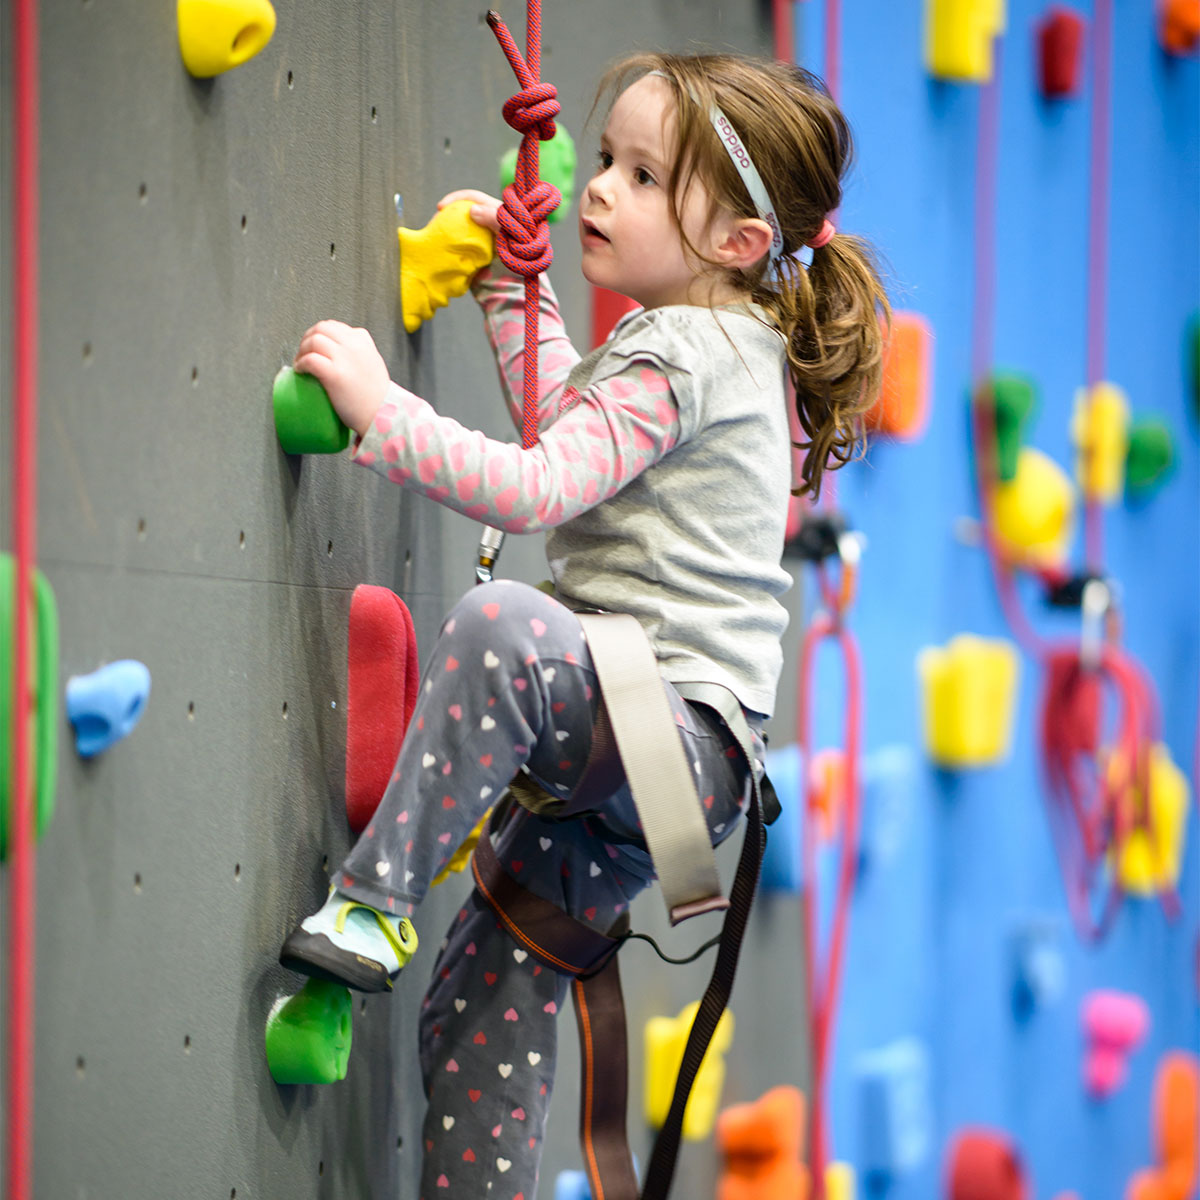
[648,69,785,261]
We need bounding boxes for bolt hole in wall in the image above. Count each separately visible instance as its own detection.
[187,701,195,720]
[326,539,333,556]
[444,137,451,153]
[183,1035,191,1054]
[234,863,241,881]
[281,701,288,719]
[82,341,92,364]
[370,105,377,123]
[137,518,146,540]
[239,531,246,549]
[137,182,147,204]
[191,366,198,385]
[75,1057,85,1078]
[133,873,142,893]
[329,243,336,259]
[286,70,293,88]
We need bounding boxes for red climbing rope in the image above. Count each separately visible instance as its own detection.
[8,0,40,1195]
[797,558,862,1198]
[1083,0,1113,572]
[486,6,561,451]
[966,18,1174,943]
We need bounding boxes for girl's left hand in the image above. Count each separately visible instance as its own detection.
[293,320,391,437]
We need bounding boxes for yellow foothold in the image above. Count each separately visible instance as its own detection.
[177,0,276,78]
[992,446,1076,569]
[826,1162,857,1200]
[644,1001,735,1141]
[1072,381,1130,503]
[918,634,1020,768]
[398,200,495,334]
[431,807,492,887]
[1110,743,1190,895]
[925,0,1004,82]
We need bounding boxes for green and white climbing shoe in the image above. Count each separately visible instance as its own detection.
[280,889,418,994]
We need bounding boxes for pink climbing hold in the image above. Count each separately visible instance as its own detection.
[1081,989,1151,1098]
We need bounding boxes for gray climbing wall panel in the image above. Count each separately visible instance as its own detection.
[0,2,810,1198]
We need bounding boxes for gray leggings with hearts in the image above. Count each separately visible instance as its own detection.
[336,580,758,1200]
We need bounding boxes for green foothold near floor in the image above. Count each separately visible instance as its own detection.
[980,372,1038,483]
[265,978,353,1085]
[0,554,59,862]
[500,124,576,224]
[273,366,350,455]
[1125,415,1175,494]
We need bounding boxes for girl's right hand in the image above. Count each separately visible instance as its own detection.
[438,189,503,235]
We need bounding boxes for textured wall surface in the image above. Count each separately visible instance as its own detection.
[0,3,803,1199]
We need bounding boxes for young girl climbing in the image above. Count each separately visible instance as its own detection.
[280,52,887,1199]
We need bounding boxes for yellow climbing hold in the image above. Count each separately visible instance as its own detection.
[925,0,1006,82]
[1073,381,1130,503]
[398,201,495,334]
[644,1001,735,1141]
[177,0,276,78]
[918,635,1020,768]
[992,446,1076,569]
[1111,743,1190,895]
[826,1162,857,1200]
[431,808,492,887]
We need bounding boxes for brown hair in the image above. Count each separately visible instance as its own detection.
[593,53,890,498]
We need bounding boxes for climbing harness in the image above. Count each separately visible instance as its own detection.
[471,610,771,1200]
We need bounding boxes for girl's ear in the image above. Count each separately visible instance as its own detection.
[713,218,774,271]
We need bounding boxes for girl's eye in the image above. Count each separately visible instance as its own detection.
[633,167,656,187]
[596,150,613,170]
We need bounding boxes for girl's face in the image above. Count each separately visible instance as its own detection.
[580,75,718,309]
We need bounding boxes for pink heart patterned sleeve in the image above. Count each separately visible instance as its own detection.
[352,362,683,534]
[470,264,582,437]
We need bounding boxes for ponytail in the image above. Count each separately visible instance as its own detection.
[757,234,890,499]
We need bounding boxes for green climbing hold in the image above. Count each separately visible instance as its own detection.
[265,978,353,1085]
[1125,415,1175,494]
[500,124,576,224]
[0,554,59,862]
[979,372,1038,483]
[273,366,350,455]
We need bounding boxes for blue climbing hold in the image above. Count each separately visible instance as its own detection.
[760,742,804,893]
[554,1170,592,1200]
[65,660,152,758]
[854,1037,932,1176]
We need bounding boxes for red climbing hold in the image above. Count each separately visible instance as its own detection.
[345,585,419,831]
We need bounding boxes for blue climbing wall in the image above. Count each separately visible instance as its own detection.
[783,0,1199,1195]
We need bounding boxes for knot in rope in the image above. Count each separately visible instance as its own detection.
[501,81,559,141]
[496,180,561,276]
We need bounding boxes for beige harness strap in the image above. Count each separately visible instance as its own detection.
[575,613,727,926]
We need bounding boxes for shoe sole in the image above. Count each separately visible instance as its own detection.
[280,928,395,994]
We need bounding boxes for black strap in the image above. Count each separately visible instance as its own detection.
[639,782,765,1200]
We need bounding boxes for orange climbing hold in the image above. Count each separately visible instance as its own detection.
[1159,0,1200,54]
[1154,1052,1199,1192]
[716,1085,809,1200]
[866,311,932,441]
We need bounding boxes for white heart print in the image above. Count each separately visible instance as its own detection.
[422,752,437,768]
[481,715,496,731]
[375,861,391,877]
[484,650,500,668]
[498,1063,513,1078]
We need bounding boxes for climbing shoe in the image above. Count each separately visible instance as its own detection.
[280,889,418,994]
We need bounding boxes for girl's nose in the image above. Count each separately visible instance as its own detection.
[585,169,614,208]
